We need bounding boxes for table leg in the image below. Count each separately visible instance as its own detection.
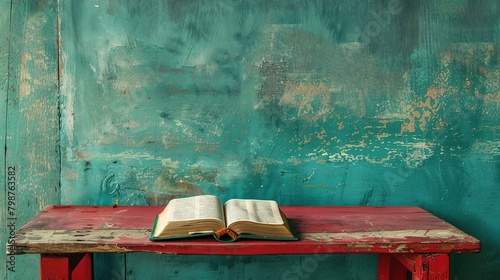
[41,253,93,280]
[378,254,408,280]
[389,253,449,280]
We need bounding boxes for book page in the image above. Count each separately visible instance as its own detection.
[224,199,284,227]
[163,195,225,224]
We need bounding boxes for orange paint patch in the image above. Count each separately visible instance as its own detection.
[401,117,415,133]
[337,122,344,130]
[425,86,445,100]
[316,129,326,140]
[282,81,331,121]
[484,92,500,104]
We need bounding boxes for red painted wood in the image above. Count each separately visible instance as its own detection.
[40,253,92,280]
[392,254,449,280]
[414,254,449,280]
[377,254,408,280]
[378,254,391,280]
[15,206,480,255]
[72,253,93,280]
[41,255,69,280]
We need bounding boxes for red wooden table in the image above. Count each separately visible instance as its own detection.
[11,205,480,280]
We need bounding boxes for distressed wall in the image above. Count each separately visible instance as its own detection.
[2,0,500,279]
[0,0,9,276]
[2,0,61,279]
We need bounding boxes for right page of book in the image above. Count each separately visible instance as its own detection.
[224,199,284,227]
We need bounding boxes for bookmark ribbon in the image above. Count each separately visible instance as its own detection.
[214,228,238,241]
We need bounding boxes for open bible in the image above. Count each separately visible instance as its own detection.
[149,195,297,242]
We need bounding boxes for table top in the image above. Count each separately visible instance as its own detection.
[12,205,480,255]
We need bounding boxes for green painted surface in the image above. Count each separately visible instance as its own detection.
[0,0,10,278]
[124,254,377,280]
[1,0,60,279]
[2,0,500,279]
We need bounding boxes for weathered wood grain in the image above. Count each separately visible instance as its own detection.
[0,0,11,278]
[12,205,479,255]
[4,0,60,279]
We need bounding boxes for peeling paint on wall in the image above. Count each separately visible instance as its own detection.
[53,1,500,279]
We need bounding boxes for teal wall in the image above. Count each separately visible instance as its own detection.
[2,0,61,279]
[0,0,8,274]
[2,0,500,279]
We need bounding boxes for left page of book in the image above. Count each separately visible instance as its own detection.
[163,195,225,222]
[152,195,225,238]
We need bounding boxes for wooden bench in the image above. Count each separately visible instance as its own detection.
[10,205,480,280]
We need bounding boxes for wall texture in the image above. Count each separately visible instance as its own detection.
[2,0,500,279]
[0,0,9,275]
[2,0,61,279]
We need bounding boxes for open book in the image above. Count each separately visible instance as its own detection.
[149,195,297,242]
